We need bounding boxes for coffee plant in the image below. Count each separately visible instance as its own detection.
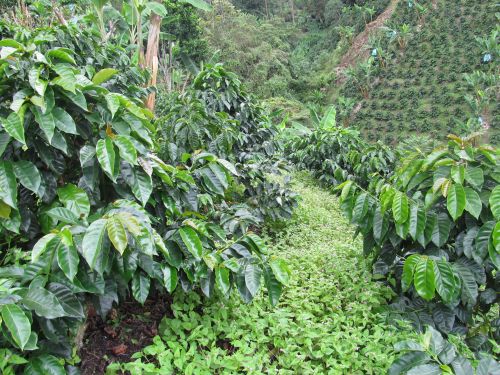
[0,22,292,371]
[338,134,499,345]
[285,117,499,358]
[286,108,397,188]
[156,63,299,224]
[342,0,499,145]
[389,326,499,374]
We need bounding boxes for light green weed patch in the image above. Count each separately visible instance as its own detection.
[110,174,415,374]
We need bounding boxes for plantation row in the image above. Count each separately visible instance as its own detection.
[286,116,499,371]
[339,0,498,145]
[0,19,297,373]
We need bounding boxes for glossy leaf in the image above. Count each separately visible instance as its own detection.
[57,184,91,218]
[414,257,435,301]
[402,254,420,292]
[179,226,202,258]
[113,135,138,165]
[269,258,290,286]
[464,187,482,219]
[431,213,451,248]
[409,204,426,241]
[215,267,230,296]
[1,304,31,350]
[96,137,118,182]
[13,161,41,195]
[433,260,456,303]
[24,354,66,375]
[162,265,178,293]
[22,288,66,319]
[52,107,78,135]
[92,68,119,84]
[490,185,500,220]
[447,183,465,221]
[392,191,409,224]
[82,219,108,272]
[56,229,79,281]
[1,112,25,144]
[132,272,150,304]
[0,161,17,208]
[245,263,262,297]
[107,215,128,255]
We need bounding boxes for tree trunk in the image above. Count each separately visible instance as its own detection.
[144,8,162,111]
[264,0,269,18]
[290,0,295,24]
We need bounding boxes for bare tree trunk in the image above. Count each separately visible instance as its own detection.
[144,7,162,111]
[167,42,173,92]
[264,0,269,18]
[52,0,68,26]
[290,0,295,24]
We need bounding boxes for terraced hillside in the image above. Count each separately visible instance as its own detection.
[340,0,499,145]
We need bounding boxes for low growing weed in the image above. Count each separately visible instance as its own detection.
[109,174,416,374]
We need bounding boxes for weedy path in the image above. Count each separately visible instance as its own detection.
[114,174,414,374]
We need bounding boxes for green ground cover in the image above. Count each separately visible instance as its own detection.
[109,174,415,374]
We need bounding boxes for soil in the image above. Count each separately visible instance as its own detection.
[335,0,400,82]
[79,294,173,375]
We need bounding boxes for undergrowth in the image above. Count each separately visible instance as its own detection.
[108,173,416,374]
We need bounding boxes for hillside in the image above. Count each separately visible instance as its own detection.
[0,1,498,374]
[338,0,499,144]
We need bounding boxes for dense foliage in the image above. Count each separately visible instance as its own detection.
[202,0,391,105]
[286,108,397,187]
[108,176,418,374]
[0,21,293,372]
[285,123,500,364]
[156,63,299,224]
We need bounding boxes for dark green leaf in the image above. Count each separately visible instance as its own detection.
[215,267,230,296]
[13,161,41,195]
[464,187,482,219]
[132,272,150,305]
[0,161,17,209]
[389,352,430,375]
[490,185,500,220]
[82,219,108,271]
[24,354,65,375]
[431,213,451,248]
[474,221,495,264]
[433,260,457,303]
[113,135,137,165]
[179,226,202,258]
[245,263,262,297]
[402,254,420,292]
[22,288,66,319]
[1,304,31,350]
[1,112,25,144]
[162,265,178,293]
[96,137,118,182]
[392,191,409,224]
[56,228,79,281]
[52,107,77,135]
[414,257,435,301]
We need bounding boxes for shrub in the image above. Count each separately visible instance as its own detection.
[0,23,292,370]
